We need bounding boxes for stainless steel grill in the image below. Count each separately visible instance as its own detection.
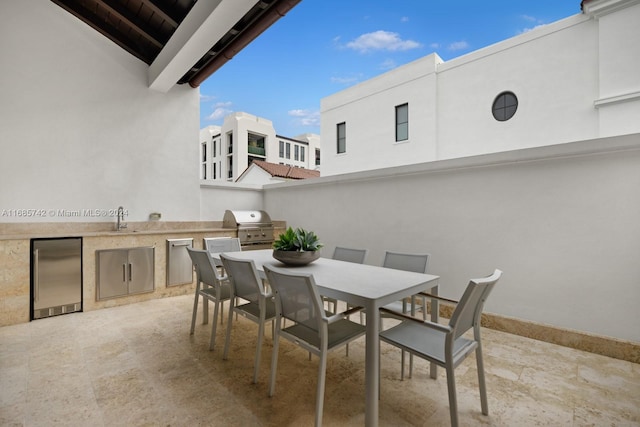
[222,210,274,249]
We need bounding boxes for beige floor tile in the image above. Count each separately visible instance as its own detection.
[1,294,639,426]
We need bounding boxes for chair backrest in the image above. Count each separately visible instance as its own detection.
[219,254,266,302]
[332,246,368,264]
[449,269,502,339]
[263,264,325,334]
[186,247,223,285]
[382,251,430,274]
[204,237,241,254]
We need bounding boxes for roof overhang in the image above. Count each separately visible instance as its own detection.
[50,0,301,93]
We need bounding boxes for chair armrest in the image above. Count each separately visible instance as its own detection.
[379,307,451,333]
[417,292,459,305]
[326,305,364,324]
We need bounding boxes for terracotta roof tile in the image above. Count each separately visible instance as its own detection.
[252,160,319,180]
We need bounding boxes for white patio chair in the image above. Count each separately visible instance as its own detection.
[379,269,503,427]
[204,237,241,271]
[263,264,366,427]
[186,248,232,350]
[380,251,431,378]
[220,253,276,384]
[323,246,368,313]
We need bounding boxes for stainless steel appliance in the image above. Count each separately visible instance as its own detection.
[31,237,82,320]
[222,209,274,249]
[166,238,193,286]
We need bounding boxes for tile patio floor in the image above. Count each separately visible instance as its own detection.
[1,294,639,426]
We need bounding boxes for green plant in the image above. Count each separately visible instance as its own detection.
[273,227,323,252]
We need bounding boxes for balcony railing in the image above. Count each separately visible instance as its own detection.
[248,146,266,156]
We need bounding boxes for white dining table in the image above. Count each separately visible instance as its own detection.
[212,249,440,427]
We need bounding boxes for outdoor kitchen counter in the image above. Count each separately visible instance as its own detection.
[0,221,286,326]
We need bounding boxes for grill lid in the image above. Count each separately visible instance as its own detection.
[223,210,273,228]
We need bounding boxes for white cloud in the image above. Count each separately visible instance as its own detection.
[400,16,409,23]
[288,109,320,127]
[206,101,232,121]
[518,15,547,34]
[379,59,397,70]
[199,93,216,102]
[330,74,362,85]
[345,30,421,53]
[448,40,469,51]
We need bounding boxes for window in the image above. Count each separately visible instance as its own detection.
[492,91,518,121]
[213,163,217,180]
[294,145,299,161]
[301,146,305,162]
[395,103,409,141]
[315,148,321,166]
[201,142,207,162]
[286,143,291,159]
[227,132,233,154]
[279,141,284,157]
[213,140,217,158]
[337,122,346,154]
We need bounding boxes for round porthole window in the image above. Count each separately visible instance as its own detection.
[492,91,518,121]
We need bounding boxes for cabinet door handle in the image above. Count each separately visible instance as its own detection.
[34,249,40,302]
[123,264,126,282]
[129,263,132,281]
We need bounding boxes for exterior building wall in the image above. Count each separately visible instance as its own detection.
[320,0,640,176]
[199,112,321,181]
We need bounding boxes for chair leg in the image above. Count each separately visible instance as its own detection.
[222,303,235,360]
[253,318,265,384]
[268,326,280,397]
[209,300,220,351]
[446,368,459,427]
[476,344,489,415]
[315,350,328,427]
[190,290,199,335]
[202,293,209,326]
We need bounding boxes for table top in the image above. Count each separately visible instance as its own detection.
[215,249,439,308]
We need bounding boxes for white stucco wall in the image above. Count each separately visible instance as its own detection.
[0,0,200,222]
[199,182,264,220]
[320,2,640,177]
[264,134,640,343]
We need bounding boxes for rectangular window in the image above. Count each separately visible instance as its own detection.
[227,132,233,154]
[315,148,321,166]
[213,140,217,158]
[279,141,284,157]
[286,143,291,159]
[301,146,305,162]
[201,143,207,162]
[213,163,217,179]
[337,122,346,154]
[294,145,299,161]
[395,103,409,141]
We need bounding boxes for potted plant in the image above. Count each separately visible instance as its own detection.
[272,227,323,266]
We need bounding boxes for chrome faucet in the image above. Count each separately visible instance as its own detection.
[116,206,127,231]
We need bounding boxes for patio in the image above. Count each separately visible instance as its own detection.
[2,294,638,426]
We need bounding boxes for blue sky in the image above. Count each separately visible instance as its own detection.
[199,0,581,137]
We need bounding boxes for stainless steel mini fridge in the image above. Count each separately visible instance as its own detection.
[31,237,82,320]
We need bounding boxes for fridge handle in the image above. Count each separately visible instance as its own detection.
[129,263,132,281]
[33,249,40,302]
[122,264,126,282]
